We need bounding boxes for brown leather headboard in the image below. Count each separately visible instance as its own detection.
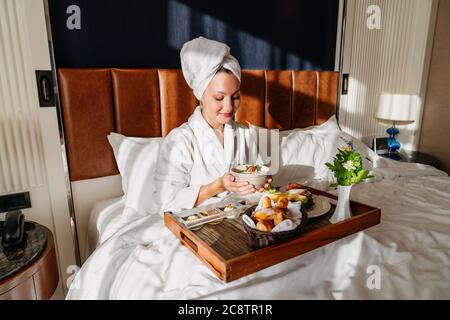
[58,68,339,181]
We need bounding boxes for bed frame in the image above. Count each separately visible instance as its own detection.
[57,68,339,261]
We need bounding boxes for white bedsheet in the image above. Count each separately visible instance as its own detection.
[68,159,450,299]
[86,196,125,258]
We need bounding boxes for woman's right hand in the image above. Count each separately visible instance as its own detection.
[220,173,256,195]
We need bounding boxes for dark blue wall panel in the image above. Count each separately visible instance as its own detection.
[49,0,339,70]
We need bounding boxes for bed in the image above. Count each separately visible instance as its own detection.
[86,196,124,257]
[57,68,450,299]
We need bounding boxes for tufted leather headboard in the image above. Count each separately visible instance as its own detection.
[58,68,339,181]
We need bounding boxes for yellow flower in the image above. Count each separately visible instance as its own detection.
[342,146,353,152]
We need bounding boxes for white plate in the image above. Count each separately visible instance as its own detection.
[305,195,332,218]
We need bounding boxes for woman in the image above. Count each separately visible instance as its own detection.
[152,37,271,213]
[66,37,273,299]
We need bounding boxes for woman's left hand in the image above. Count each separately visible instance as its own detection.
[258,176,273,193]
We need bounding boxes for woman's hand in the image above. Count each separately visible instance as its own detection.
[220,173,256,195]
[195,173,257,206]
[258,176,273,193]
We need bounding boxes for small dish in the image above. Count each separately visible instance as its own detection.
[305,195,331,218]
[231,164,269,189]
[200,208,224,225]
[182,214,205,230]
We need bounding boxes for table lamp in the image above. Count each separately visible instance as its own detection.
[376,94,416,154]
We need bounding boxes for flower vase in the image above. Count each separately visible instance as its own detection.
[330,185,353,223]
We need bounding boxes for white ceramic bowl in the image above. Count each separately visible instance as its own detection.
[231,165,269,189]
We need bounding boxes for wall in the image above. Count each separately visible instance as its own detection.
[48,0,339,70]
[340,0,438,152]
[419,0,450,173]
[0,0,77,298]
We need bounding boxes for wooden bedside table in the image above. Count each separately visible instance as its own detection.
[380,151,440,168]
[0,222,59,300]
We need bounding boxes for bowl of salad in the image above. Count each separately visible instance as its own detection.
[231,164,270,189]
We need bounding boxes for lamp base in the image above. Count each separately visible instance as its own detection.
[386,126,400,153]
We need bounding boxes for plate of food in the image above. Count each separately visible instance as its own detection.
[307,195,331,218]
[231,164,270,189]
[264,183,314,210]
[264,182,330,218]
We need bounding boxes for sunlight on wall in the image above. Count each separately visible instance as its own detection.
[341,0,435,151]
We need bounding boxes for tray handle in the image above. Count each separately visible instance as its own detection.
[179,231,226,280]
[180,231,198,252]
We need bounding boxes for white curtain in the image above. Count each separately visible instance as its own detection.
[0,0,46,193]
[340,0,436,151]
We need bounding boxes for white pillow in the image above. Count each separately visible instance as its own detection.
[249,116,375,185]
[107,133,164,214]
[280,116,375,183]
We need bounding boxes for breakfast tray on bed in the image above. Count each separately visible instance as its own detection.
[164,188,381,283]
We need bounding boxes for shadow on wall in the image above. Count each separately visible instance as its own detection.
[48,0,338,70]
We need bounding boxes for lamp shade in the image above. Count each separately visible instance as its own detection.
[376,94,418,122]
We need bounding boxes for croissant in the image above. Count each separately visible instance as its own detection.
[277,197,289,209]
[256,221,271,232]
[273,211,284,226]
[252,211,270,221]
[262,196,272,209]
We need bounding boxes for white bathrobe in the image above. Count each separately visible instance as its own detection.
[150,106,255,214]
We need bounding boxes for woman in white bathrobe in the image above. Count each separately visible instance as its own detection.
[66,37,274,299]
[153,37,271,213]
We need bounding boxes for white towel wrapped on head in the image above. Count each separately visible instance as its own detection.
[180,36,241,100]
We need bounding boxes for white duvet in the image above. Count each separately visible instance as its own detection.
[66,155,450,299]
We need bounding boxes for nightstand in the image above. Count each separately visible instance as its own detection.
[0,222,59,300]
[379,151,440,168]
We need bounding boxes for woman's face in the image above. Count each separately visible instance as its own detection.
[200,71,241,128]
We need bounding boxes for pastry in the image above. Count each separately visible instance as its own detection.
[273,211,284,226]
[273,207,284,214]
[256,221,272,232]
[276,197,289,209]
[252,211,270,221]
[262,196,272,209]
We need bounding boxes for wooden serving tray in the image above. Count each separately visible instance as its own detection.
[164,188,381,283]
